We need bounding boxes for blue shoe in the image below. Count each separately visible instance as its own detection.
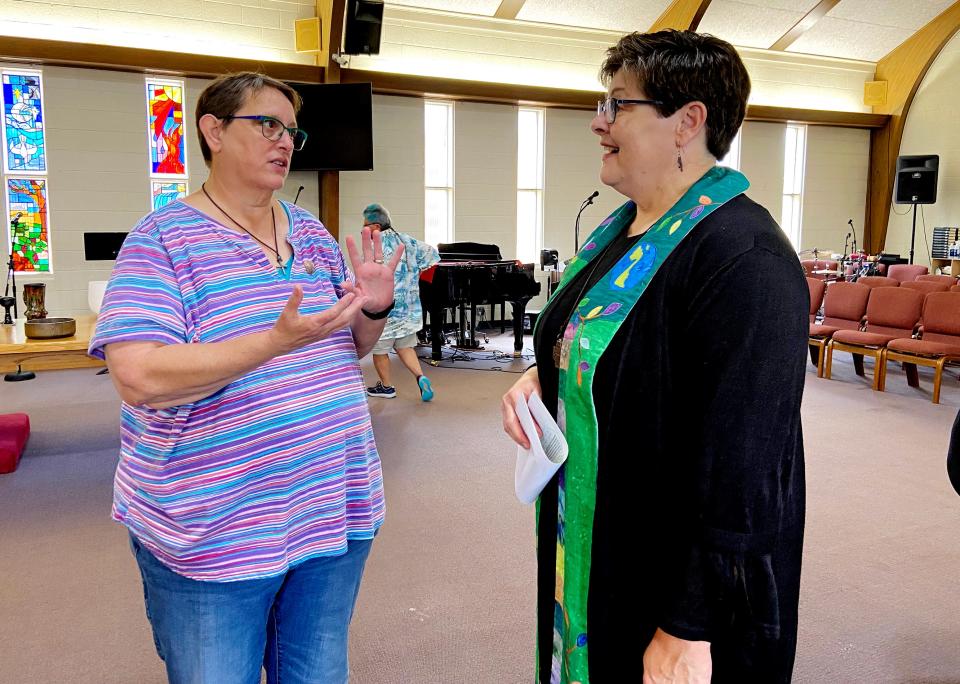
[417,375,434,402]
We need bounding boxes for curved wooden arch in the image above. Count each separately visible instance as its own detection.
[649,0,714,32]
[865,1,960,253]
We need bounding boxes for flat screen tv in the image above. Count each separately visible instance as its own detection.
[288,82,373,172]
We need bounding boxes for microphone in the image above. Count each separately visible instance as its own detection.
[293,185,304,204]
[575,191,599,253]
[847,218,857,254]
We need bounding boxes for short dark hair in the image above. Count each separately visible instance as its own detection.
[600,30,750,160]
[195,72,303,165]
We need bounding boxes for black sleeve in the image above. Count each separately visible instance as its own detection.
[948,409,960,496]
[658,241,808,643]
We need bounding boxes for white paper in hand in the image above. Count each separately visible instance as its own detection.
[514,392,568,504]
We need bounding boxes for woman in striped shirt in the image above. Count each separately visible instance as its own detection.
[89,72,401,684]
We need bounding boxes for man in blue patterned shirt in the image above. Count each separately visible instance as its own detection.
[362,203,440,401]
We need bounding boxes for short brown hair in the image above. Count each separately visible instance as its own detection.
[195,72,302,165]
[600,30,750,160]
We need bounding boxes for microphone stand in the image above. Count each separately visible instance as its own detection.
[293,185,304,205]
[574,191,598,254]
[3,225,20,324]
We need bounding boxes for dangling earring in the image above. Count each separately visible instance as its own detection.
[676,144,684,172]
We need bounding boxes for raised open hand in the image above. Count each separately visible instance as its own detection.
[345,226,403,312]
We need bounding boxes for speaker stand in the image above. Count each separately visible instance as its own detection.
[909,203,918,265]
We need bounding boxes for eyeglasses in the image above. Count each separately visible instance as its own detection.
[597,97,663,124]
[222,115,308,151]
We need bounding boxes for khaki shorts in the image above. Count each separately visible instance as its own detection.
[371,332,420,355]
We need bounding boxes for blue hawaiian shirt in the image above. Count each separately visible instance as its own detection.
[379,229,440,339]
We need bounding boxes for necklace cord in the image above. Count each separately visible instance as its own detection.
[202,183,282,267]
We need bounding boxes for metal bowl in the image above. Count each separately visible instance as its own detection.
[24,317,77,339]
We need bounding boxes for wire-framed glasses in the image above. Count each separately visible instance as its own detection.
[597,97,663,124]
[223,115,308,151]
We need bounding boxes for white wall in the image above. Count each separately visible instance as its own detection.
[801,126,870,254]
[337,94,425,248]
[888,30,960,269]
[739,121,786,228]
[0,0,316,65]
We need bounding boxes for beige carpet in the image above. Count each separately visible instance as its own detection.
[1,337,960,683]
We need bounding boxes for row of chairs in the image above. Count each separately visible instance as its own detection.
[807,278,960,403]
[801,261,936,284]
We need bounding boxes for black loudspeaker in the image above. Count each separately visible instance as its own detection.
[894,154,939,204]
[343,0,383,55]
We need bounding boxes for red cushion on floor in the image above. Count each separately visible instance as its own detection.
[0,413,30,474]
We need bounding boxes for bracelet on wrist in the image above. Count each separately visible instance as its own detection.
[361,300,395,320]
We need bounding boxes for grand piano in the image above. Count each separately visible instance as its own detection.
[419,242,541,360]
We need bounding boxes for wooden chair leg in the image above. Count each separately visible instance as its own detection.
[825,342,834,379]
[905,363,920,388]
[871,350,883,391]
[816,344,826,378]
[853,353,865,377]
[933,357,948,404]
[877,350,887,391]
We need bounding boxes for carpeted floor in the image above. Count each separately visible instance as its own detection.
[1,335,960,683]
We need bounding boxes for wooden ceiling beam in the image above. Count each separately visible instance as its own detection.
[863,0,960,253]
[649,0,714,32]
[494,0,527,20]
[769,0,841,51]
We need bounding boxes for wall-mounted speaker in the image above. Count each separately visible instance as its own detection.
[343,0,383,56]
[894,154,939,205]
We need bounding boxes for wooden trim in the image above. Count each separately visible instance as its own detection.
[343,69,889,128]
[0,35,324,83]
[340,69,599,109]
[769,0,841,52]
[318,0,347,240]
[494,0,527,20]
[746,105,887,129]
[649,0,714,32]
[865,1,960,254]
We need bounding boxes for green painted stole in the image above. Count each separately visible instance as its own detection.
[534,167,749,683]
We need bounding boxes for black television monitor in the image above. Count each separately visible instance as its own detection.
[288,82,373,171]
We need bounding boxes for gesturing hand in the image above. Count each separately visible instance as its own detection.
[642,628,711,684]
[345,226,404,312]
[269,285,366,354]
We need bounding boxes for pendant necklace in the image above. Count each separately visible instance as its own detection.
[202,184,283,268]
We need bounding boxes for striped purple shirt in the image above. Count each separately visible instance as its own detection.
[89,200,384,582]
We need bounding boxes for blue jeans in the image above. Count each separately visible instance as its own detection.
[130,534,373,684]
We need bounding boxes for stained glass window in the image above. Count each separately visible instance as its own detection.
[5,177,50,272]
[2,71,46,174]
[151,180,187,211]
[146,80,187,178]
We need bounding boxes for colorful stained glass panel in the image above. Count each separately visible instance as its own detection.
[2,71,47,174]
[146,80,186,177]
[5,178,50,272]
[151,181,187,211]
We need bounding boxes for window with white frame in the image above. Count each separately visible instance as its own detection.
[516,107,545,263]
[424,100,454,246]
[781,123,807,249]
[720,127,742,171]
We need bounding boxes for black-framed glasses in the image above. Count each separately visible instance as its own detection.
[597,97,663,124]
[223,115,308,151]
